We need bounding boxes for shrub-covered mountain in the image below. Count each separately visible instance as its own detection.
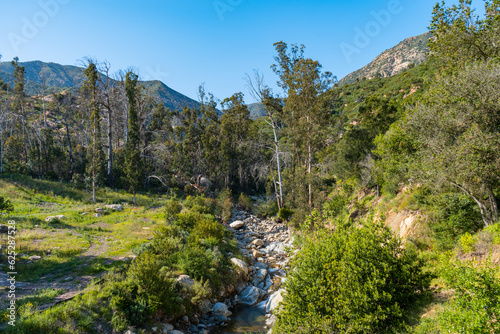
[0,60,200,110]
[339,32,432,85]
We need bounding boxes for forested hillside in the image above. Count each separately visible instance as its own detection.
[0,0,499,333]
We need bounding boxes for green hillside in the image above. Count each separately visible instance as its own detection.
[0,61,199,111]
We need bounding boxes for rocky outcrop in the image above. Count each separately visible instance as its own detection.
[339,32,432,85]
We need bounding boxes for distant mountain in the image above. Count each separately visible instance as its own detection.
[0,61,199,111]
[247,102,266,119]
[339,32,432,85]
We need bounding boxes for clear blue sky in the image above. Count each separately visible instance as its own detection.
[0,0,466,103]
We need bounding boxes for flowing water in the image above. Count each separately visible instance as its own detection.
[209,305,267,334]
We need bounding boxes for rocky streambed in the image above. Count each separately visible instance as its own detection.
[157,209,292,334]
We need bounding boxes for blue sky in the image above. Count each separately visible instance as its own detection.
[0,0,464,103]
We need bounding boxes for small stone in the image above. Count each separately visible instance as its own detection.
[253,249,265,258]
[45,215,65,222]
[212,302,232,318]
[177,275,195,288]
[95,208,104,213]
[230,220,245,229]
[162,323,174,331]
[105,204,123,211]
[252,239,265,247]
[28,255,41,261]
[230,258,248,275]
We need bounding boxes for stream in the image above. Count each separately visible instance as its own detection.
[209,305,267,334]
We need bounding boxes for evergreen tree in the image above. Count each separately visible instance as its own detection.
[83,62,106,203]
[124,71,144,205]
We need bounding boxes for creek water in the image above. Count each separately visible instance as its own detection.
[209,305,267,334]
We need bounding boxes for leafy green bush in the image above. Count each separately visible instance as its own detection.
[165,199,182,223]
[189,218,226,245]
[323,194,348,218]
[415,259,500,334]
[275,221,432,333]
[0,195,14,212]
[432,193,483,250]
[277,207,294,221]
[217,188,233,222]
[237,193,253,211]
[177,246,211,281]
[255,199,278,218]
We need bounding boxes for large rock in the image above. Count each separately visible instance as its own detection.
[171,331,184,334]
[238,286,260,305]
[230,220,245,229]
[253,249,265,258]
[177,275,195,288]
[231,258,248,275]
[265,289,284,313]
[199,299,212,314]
[212,302,232,318]
[45,215,65,222]
[254,268,268,283]
[105,204,123,211]
[251,239,265,247]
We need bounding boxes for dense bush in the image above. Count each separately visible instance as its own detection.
[416,259,500,334]
[255,199,279,218]
[277,206,294,221]
[275,221,432,333]
[0,195,14,212]
[164,198,182,223]
[432,193,483,250]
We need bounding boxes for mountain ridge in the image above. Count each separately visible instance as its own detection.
[339,31,432,85]
[0,60,200,111]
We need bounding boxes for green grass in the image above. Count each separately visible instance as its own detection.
[0,174,171,282]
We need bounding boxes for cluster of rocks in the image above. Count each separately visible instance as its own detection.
[123,209,292,334]
[228,209,292,332]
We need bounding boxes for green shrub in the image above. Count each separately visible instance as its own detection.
[432,193,483,250]
[459,232,476,253]
[217,188,233,222]
[323,194,348,218]
[237,193,253,211]
[415,259,500,334]
[176,211,204,230]
[275,221,432,333]
[255,199,278,218]
[277,207,294,221]
[189,218,225,245]
[177,246,211,281]
[165,199,182,223]
[0,195,14,212]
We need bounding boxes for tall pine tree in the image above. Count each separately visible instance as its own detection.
[83,62,105,203]
[124,71,144,205]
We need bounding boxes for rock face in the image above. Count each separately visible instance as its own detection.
[339,32,432,85]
